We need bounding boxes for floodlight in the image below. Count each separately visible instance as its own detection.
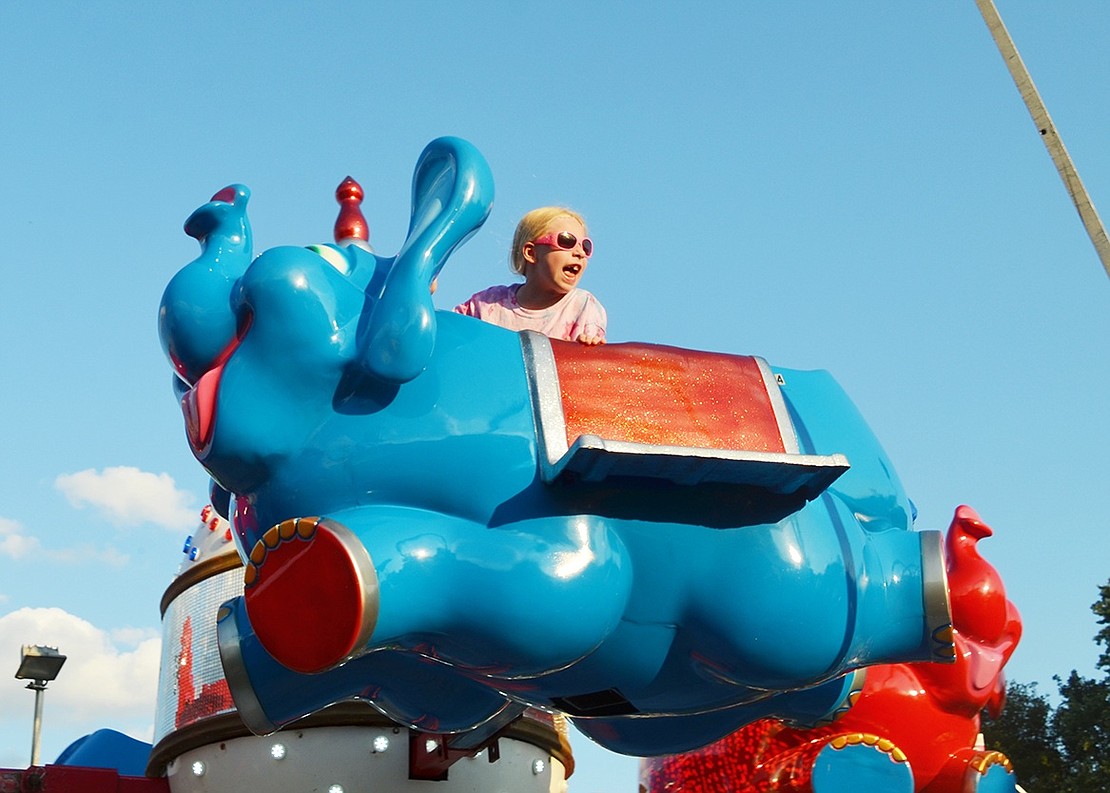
[14,645,66,767]
[15,645,67,683]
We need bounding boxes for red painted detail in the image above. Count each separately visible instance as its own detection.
[642,506,1023,792]
[178,679,235,729]
[182,365,220,453]
[210,186,239,204]
[180,312,252,454]
[334,176,369,244]
[203,506,221,532]
[175,616,234,729]
[0,766,169,793]
[175,617,196,719]
[550,341,786,453]
[245,520,367,674]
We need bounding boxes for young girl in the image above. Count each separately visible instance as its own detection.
[454,207,606,344]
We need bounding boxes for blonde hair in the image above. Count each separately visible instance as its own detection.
[510,206,589,275]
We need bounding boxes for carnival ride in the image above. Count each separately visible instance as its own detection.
[3,136,1025,793]
[157,135,953,757]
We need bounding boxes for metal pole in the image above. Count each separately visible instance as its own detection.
[28,681,46,767]
[974,0,1110,282]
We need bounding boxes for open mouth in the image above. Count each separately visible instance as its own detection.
[563,264,582,278]
[181,311,252,457]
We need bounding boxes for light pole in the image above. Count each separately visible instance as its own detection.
[14,645,67,767]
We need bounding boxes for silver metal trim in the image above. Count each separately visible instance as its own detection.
[216,598,278,735]
[519,335,848,497]
[520,331,569,480]
[919,529,955,660]
[755,357,800,454]
[549,435,848,494]
[318,518,380,666]
[445,701,529,750]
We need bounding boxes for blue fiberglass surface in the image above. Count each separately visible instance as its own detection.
[811,741,915,793]
[976,763,1020,793]
[775,366,915,536]
[54,729,152,777]
[160,137,952,756]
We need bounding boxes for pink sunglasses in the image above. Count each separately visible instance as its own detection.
[531,230,593,257]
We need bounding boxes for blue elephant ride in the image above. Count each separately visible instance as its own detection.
[158,137,953,757]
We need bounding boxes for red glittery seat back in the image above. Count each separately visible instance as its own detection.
[549,341,787,453]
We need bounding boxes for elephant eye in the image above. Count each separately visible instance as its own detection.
[307,244,351,276]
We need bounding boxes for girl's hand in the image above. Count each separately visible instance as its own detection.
[576,332,606,346]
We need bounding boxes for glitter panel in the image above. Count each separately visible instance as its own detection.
[550,341,786,453]
[154,567,243,743]
[640,719,819,793]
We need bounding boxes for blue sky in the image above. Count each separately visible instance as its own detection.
[1,2,1108,790]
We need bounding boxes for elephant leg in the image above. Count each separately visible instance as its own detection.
[242,507,633,678]
[694,506,951,691]
[348,508,634,677]
[849,526,954,667]
[571,672,863,757]
[217,598,511,735]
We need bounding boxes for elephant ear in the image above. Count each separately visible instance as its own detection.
[357,137,494,383]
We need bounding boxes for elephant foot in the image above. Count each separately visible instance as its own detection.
[965,753,1018,793]
[810,733,914,793]
[923,750,1017,793]
[243,516,378,673]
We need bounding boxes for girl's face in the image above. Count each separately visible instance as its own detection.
[522,216,590,299]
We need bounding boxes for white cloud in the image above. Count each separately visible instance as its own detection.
[55,466,198,531]
[45,545,130,568]
[110,626,161,648]
[0,517,40,559]
[0,607,160,738]
[0,517,128,569]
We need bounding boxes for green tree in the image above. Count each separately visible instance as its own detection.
[1051,579,1110,792]
[1053,670,1110,791]
[981,579,1110,793]
[1093,580,1110,674]
[981,681,1064,790]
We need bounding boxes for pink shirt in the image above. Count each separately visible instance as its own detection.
[454,284,607,342]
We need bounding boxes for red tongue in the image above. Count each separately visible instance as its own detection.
[183,363,223,455]
[182,311,251,457]
[968,642,1011,692]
